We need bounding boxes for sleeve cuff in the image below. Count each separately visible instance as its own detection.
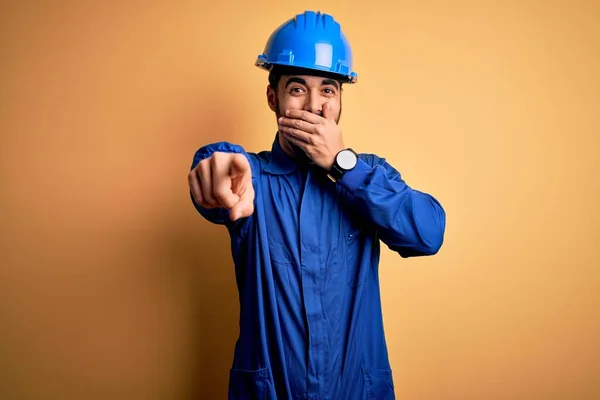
[338,158,372,193]
[191,142,247,169]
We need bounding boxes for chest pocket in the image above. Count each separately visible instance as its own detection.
[344,215,373,288]
[267,238,295,265]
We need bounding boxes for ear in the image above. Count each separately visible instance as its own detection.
[266,85,277,112]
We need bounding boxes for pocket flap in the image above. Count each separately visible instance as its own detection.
[229,367,274,399]
[362,367,395,399]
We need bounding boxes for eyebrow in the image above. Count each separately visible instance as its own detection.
[284,77,340,90]
[284,77,307,89]
[321,79,340,90]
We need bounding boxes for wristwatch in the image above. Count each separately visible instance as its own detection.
[327,148,358,182]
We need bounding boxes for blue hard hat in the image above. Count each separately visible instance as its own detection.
[255,11,358,84]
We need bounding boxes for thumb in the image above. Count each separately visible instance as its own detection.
[322,102,336,122]
[230,153,251,176]
[230,184,254,221]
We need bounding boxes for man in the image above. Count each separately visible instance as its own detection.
[188,10,446,400]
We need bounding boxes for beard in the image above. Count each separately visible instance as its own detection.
[275,98,342,165]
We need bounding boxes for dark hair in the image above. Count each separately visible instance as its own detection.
[268,65,347,91]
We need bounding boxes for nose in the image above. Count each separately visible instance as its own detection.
[304,91,322,116]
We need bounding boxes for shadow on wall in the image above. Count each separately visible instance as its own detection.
[167,220,238,399]
[157,89,250,399]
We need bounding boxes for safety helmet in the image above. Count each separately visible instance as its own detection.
[255,11,358,84]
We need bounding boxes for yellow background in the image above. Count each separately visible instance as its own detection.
[1,1,599,399]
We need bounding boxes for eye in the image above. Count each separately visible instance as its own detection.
[289,87,305,94]
[323,88,337,96]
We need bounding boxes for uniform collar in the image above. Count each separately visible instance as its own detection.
[264,133,305,175]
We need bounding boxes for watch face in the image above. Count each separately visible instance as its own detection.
[337,150,358,170]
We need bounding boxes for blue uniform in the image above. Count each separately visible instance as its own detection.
[190,136,446,399]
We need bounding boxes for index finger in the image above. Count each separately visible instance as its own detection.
[285,109,324,124]
[211,154,240,209]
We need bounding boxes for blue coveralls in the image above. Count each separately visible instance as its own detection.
[190,136,446,399]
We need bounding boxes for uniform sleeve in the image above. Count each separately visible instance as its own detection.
[189,142,254,229]
[338,154,446,258]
